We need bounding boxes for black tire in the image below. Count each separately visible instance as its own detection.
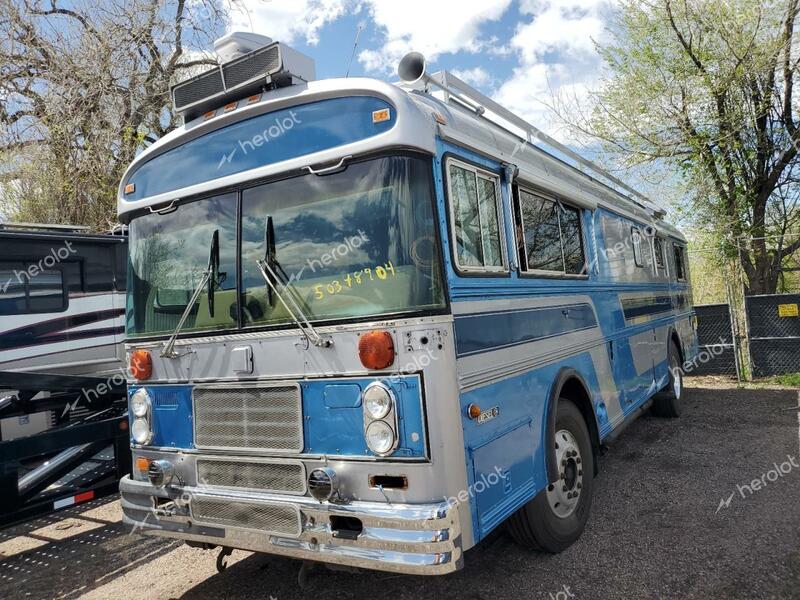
[506,398,594,553]
[651,341,683,418]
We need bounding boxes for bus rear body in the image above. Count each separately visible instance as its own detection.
[117,41,698,575]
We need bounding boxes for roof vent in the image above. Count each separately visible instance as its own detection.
[171,33,316,121]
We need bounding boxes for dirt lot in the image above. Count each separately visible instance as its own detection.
[1,377,799,600]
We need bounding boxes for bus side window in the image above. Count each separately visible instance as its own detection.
[673,244,686,281]
[653,237,666,276]
[446,159,506,273]
[515,188,586,276]
[631,227,644,267]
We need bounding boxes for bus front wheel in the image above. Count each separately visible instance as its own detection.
[506,398,594,553]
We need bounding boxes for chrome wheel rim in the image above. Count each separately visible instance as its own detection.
[546,429,583,518]
[672,363,682,399]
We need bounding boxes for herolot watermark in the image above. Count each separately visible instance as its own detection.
[443,465,507,508]
[217,110,302,170]
[716,453,799,513]
[287,230,370,283]
[548,585,576,600]
[1,240,77,293]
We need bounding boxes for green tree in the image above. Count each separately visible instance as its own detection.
[583,0,800,294]
[0,0,227,229]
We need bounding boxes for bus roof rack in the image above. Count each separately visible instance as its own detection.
[0,222,91,233]
[396,52,666,219]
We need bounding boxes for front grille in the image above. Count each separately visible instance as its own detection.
[193,385,303,452]
[197,459,305,494]
[191,497,301,535]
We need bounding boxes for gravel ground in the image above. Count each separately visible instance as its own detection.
[1,377,799,600]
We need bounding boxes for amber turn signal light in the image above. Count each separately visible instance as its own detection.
[135,457,151,473]
[129,349,153,380]
[358,330,395,370]
[468,404,482,419]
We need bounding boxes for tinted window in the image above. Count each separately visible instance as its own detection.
[673,244,686,280]
[520,193,562,271]
[516,189,586,275]
[0,261,66,314]
[240,155,445,327]
[561,205,585,274]
[62,261,83,292]
[447,162,505,271]
[654,237,665,271]
[123,97,396,201]
[127,194,238,337]
[0,262,27,314]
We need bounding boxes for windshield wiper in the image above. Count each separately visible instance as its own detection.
[256,217,332,349]
[161,230,219,358]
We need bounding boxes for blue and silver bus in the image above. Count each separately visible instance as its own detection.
[118,35,698,576]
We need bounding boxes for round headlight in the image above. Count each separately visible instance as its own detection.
[131,417,152,445]
[363,384,392,420]
[366,420,396,455]
[130,389,151,418]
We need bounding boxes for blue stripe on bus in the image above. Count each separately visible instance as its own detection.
[453,303,597,357]
[621,295,673,320]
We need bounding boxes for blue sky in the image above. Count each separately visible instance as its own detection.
[223,0,617,139]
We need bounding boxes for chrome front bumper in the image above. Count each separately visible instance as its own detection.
[119,476,463,575]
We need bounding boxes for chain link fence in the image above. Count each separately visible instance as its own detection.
[746,293,800,377]
[688,239,799,380]
[693,303,738,376]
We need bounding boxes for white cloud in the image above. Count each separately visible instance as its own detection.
[226,0,349,45]
[493,0,616,141]
[451,67,494,90]
[357,0,513,73]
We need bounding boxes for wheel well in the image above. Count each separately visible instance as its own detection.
[552,376,601,479]
[670,330,684,365]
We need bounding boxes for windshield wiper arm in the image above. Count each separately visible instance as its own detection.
[161,230,218,358]
[255,258,332,348]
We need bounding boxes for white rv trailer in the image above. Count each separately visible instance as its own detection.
[0,224,127,438]
[117,35,698,576]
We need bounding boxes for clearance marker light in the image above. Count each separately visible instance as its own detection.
[358,330,395,370]
[124,183,135,194]
[129,349,153,380]
[203,110,216,120]
[372,108,391,123]
[223,101,238,113]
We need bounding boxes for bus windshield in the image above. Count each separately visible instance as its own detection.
[126,155,446,338]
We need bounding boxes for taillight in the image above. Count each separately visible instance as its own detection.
[129,349,152,380]
[358,330,395,370]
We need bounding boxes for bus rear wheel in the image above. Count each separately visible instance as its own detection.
[651,341,683,418]
[506,398,594,553]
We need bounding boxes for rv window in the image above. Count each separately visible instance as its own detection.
[516,189,586,275]
[673,244,686,280]
[447,161,506,272]
[631,228,644,267]
[0,262,27,314]
[0,262,66,315]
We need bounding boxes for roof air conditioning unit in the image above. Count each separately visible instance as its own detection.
[171,32,316,121]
